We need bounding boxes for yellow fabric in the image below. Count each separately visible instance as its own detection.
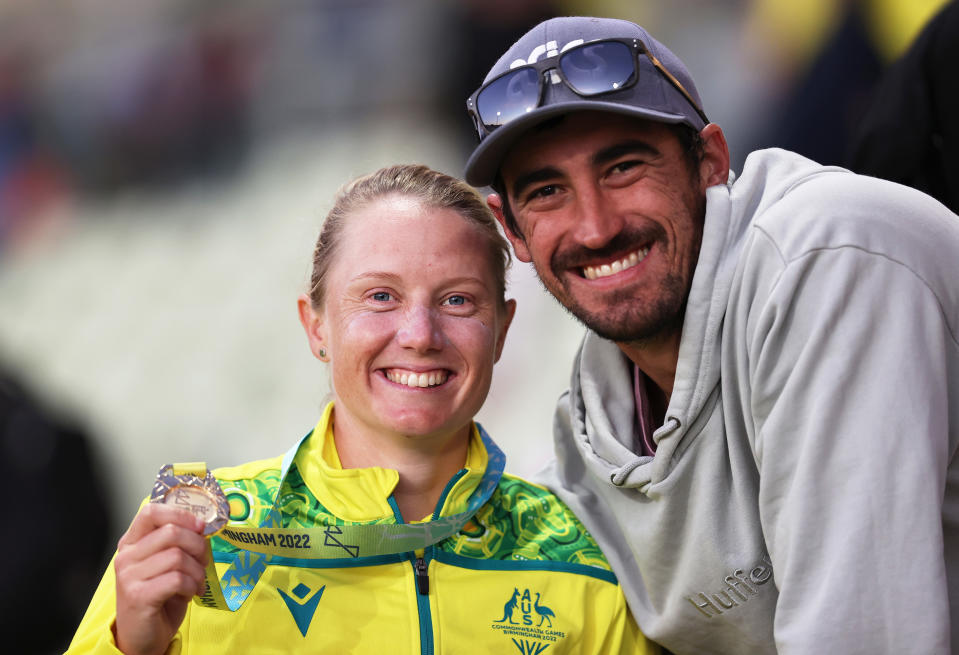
[65,407,660,654]
[67,555,656,654]
[295,402,400,521]
[266,402,487,523]
[432,564,648,653]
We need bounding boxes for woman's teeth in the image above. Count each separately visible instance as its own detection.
[385,369,449,388]
[583,247,650,280]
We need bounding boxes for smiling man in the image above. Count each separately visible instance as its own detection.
[464,16,959,654]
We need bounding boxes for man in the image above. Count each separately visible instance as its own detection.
[463,16,958,654]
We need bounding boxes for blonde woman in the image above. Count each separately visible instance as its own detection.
[67,165,659,655]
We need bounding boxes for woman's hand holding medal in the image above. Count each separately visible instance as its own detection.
[113,465,228,654]
[113,502,209,655]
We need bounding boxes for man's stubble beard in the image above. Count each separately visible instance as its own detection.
[534,193,706,347]
[535,263,690,345]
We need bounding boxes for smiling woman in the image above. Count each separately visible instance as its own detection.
[297,172,515,521]
[65,165,660,655]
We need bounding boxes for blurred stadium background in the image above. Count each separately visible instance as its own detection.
[0,0,949,651]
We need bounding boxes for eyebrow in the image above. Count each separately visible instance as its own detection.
[509,139,662,199]
[348,271,403,285]
[348,272,490,289]
[591,139,661,166]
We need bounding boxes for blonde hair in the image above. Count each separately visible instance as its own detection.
[307,164,511,307]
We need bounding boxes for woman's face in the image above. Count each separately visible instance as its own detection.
[300,194,515,445]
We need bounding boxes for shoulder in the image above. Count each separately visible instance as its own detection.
[441,472,614,573]
[212,454,285,527]
[727,151,959,321]
[742,151,959,265]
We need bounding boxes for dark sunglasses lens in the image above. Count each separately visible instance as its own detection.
[559,41,635,95]
[476,67,540,129]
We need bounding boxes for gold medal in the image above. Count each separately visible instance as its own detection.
[150,463,230,536]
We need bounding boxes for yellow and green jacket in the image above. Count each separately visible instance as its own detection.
[67,405,657,654]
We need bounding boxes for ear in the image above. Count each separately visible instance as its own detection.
[487,193,532,263]
[297,293,329,362]
[698,123,731,190]
[493,298,517,363]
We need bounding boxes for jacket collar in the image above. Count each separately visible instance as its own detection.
[294,402,488,522]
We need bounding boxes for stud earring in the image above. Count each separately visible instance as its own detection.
[319,348,326,358]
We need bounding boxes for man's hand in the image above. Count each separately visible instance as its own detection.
[114,503,208,655]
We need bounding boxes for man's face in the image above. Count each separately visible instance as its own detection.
[495,112,709,344]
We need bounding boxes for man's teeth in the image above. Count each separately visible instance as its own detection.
[385,369,449,388]
[583,247,650,280]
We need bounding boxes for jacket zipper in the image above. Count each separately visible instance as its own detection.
[412,548,434,655]
[414,555,429,595]
[400,468,466,655]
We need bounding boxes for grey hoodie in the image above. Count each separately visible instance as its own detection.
[538,149,959,654]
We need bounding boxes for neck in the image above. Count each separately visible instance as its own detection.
[332,412,471,522]
[617,328,681,400]
[391,459,463,521]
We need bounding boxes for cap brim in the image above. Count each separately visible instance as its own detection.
[463,101,690,188]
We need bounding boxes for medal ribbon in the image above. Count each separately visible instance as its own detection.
[193,424,505,611]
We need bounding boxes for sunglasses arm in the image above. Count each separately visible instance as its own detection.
[645,51,710,125]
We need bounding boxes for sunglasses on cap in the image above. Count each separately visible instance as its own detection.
[467,37,710,141]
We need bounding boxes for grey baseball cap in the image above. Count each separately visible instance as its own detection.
[464,16,707,187]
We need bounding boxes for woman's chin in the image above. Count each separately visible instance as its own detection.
[382,412,471,443]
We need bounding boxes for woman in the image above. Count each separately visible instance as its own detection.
[67,165,658,654]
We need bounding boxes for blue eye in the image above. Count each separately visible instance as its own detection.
[371,291,392,302]
[444,295,467,306]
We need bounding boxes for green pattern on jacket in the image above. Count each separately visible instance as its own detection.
[212,465,610,570]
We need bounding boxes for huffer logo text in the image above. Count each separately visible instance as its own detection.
[687,553,774,618]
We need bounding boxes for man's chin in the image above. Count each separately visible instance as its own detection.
[550,272,689,343]
[566,297,687,344]
[577,315,679,344]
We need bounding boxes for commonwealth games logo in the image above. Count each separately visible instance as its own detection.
[491,587,565,653]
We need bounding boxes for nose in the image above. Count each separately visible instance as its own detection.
[396,305,444,352]
[572,184,623,250]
